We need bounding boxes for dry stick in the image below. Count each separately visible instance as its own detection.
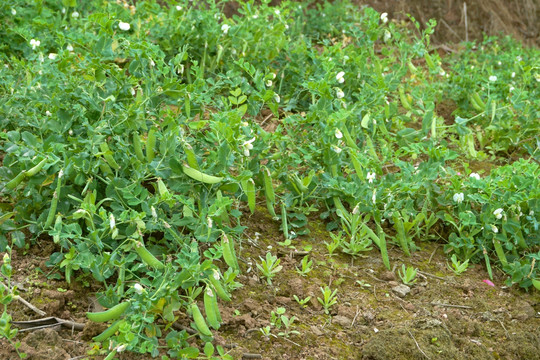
[350,305,360,328]
[260,112,274,126]
[497,319,510,339]
[464,2,469,42]
[15,295,46,316]
[408,330,430,360]
[440,19,462,41]
[242,354,263,359]
[427,245,439,264]
[417,271,446,281]
[430,302,472,309]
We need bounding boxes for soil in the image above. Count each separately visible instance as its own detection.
[1,207,539,360]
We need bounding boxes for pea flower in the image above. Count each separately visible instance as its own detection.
[489,75,497,82]
[335,129,343,139]
[491,225,498,233]
[331,145,342,154]
[30,39,40,50]
[366,172,376,183]
[266,80,273,87]
[11,8,16,15]
[133,283,143,295]
[383,30,391,42]
[336,71,345,84]
[71,11,79,18]
[176,5,182,11]
[48,53,57,60]
[221,24,230,34]
[336,88,345,99]
[243,138,256,156]
[118,21,131,31]
[469,172,481,180]
[66,44,74,52]
[45,111,52,116]
[274,9,280,15]
[493,208,503,220]
[274,93,280,103]
[109,214,116,229]
[380,12,388,24]
[453,192,464,204]
[116,344,127,353]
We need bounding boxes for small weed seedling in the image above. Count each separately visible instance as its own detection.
[448,254,469,275]
[325,232,343,257]
[296,255,313,277]
[318,286,338,314]
[257,252,283,285]
[355,280,372,289]
[293,295,311,308]
[398,264,418,285]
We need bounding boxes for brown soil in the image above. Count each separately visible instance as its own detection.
[1,207,539,360]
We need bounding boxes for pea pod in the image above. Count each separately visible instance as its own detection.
[132,132,145,163]
[25,158,48,177]
[146,128,157,163]
[157,178,170,199]
[191,303,213,337]
[93,319,124,342]
[53,215,62,244]
[242,179,256,214]
[100,143,120,170]
[221,233,239,271]
[262,167,277,218]
[87,301,130,323]
[183,143,199,169]
[134,240,165,270]
[204,287,221,330]
[208,270,231,302]
[281,202,288,240]
[182,164,223,184]
[44,170,63,228]
[341,126,358,150]
[398,86,411,110]
[424,52,436,70]
[5,171,26,190]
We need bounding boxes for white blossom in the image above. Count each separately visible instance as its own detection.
[109,214,116,229]
[48,53,57,60]
[266,80,273,87]
[45,111,52,116]
[221,24,230,34]
[243,138,256,156]
[336,71,345,83]
[71,11,79,18]
[511,72,515,78]
[11,8,16,15]
[493,208,504,220]
[274,9,280,15]
[118,21,131,31]
[380,12,388,24]
[336,88,345,99]
[489,75,497,82]
[383,30,391,42]
[274,93,280,103]
[469,173,481,180]
[331,145,342,154]
[134,283,143,295]
[491,225,498,233]
[66,44,74,52]
[30,39,40,50]
[453,192,464,204]
[366,172,376,184]
[334,129,343,139]
[116,344,127,353]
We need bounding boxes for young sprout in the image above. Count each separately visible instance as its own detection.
[448,254,469,275]
[296,255,313,277]
[256,252,283,285]
[398,264,418,285]
[317,286,338,314]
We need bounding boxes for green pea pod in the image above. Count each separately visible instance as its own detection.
[44,170,63,228]
[93,319,124,342]
[183,143,199,170]
[5,171,26,190]
[132,132,145,163]
[204,287,221,330]
[87,301,130,323]
[134,240,165,270]
[398,86,411,110]
[208,270,231,302]
[221,234,239,271]
[281,202,288,240]
[100,143,120,170]
[182,164,223,184]
[25,158,48,177]
[191,303,213,337]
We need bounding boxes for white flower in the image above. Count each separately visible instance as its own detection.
[380,12,388,24]
[274,9,280,15]
[511,72,515,78]
[48,53,57,60]
[62,8,66,14]
[252,14,259,19]
[274,93,280,103]
[336,88,345,99]
[221,23,230,34]
[491,225,498,233]
[493,208,504,220]
[109,214,116,229]
[335,129,343,139]
[516,56,522,62]
[29,39,41,50]
[243,138,256,156]
[372,190,377,204]
[150,59,155,67]
[116,344,127,353]
[439,70,446,76]
[118,21,130,31]
[266,80,272,87]
[331,145,342,154]
[176,5,182,11]
[66,44,74,52]
[71,11,79,18]
[336,71,345,83]
[213,270,220,280]
[489,75,497,82]
[469,173,481,180]
[130,87,136,96]
[133,282,144,295]
[383,30,391,42]
[453,192,464,204]
[45,111,52,116]
[11,8,16,15]
[207,217,213,229]
[509,86,514,92]
[366,172,376,183]
[497,61,502,66]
